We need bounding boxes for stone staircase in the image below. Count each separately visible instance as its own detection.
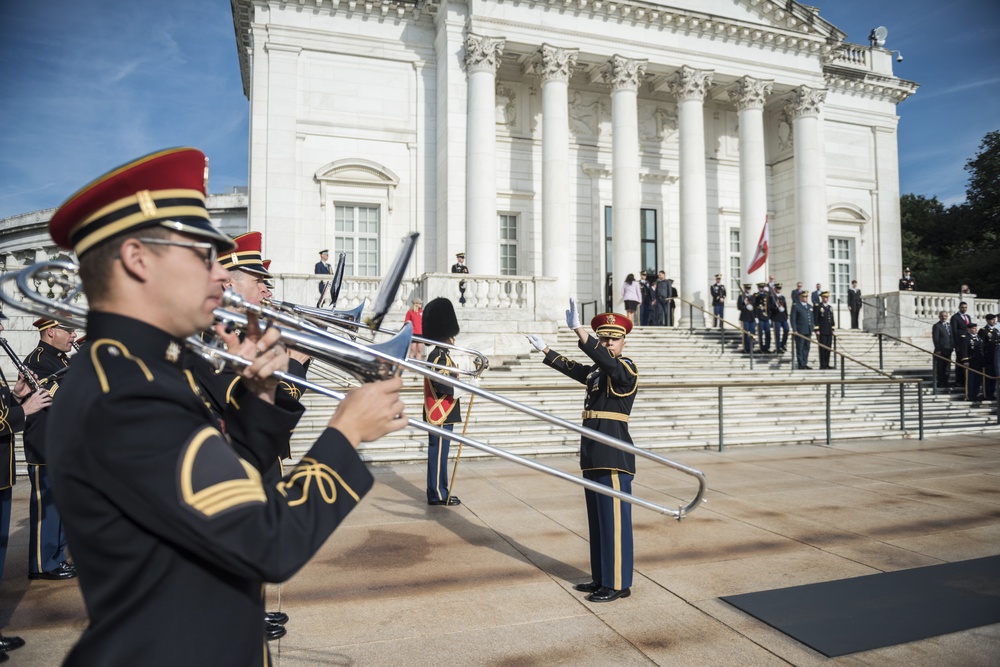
[289,326,998,463]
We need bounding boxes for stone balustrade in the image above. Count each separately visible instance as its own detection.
[865,291,1000,340]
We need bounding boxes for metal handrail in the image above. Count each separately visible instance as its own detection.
[786,329,891,378]
[674,295,759,342]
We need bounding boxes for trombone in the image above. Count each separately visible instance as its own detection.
[266,297,490,378]
[0,259,707,520]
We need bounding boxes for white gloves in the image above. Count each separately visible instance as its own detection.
[526,334,547,351]
[566,298,582,330]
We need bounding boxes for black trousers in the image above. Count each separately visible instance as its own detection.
[818,333,833,368]
[850,307,860,329]
[934,349,952,388]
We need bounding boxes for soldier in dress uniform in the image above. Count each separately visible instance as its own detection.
[753,283,771,353]
[898,267,916,291]
[967,323,984,401]
[770,283,789,354]
[0,313,50,658]
[24,317,77,581]
[451,252,469,304]
[737,284,756,353]
[790,289,814,369]
[813,291,836,369]
[847,280,862,329]
[710,274,726,328]
[979,314,999,400]
[422,297,463,506]
[315,249,332,307]
[526,300,637,603]
[42,147,407,666]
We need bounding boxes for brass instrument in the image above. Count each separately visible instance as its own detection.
[0,258,707,520]
[0,337,41,393]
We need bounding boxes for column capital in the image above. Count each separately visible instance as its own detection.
[727,76,773,111]
[524,44,579,83]
[669,65,713,101]
[601,55,647,92]
[464,34,505,74]
[786,85,828,119]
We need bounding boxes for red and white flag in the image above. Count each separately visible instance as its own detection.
[747,216,769,274]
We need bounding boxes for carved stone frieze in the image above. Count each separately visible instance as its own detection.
[639,102,678,142]
[786,85,827,119]
[600,55,647,92]
[495,82,517,127]
[465,34,505,74]
[728,76,773,110]
[568,91,606,137]
[669,65,713,101]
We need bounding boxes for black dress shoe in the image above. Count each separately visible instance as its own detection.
[586,586,631,602]
[266,623,286,641]
[265,611,288,626]
[0,649,7,662]
[0,636,23,652]
[427,496,461,506]
[28,562,77,580]
[573,580,600,593]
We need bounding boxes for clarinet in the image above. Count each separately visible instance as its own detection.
[0,337,41,393]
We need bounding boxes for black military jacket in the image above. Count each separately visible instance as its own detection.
[450,263,469,274]
[0,369,26,489]
[737,292,756,322]
[544,336,637,474]
[710,283,726,306]
[46,312,373,666]
[753,291,771,322]
[814,304,835,335]
[769,294,788,322]
[423,345,462,425]
[898,276,916,291]
[23,339,69,465]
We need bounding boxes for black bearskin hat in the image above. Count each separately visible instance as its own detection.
[422,297,460,342]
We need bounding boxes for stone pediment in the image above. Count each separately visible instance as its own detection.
[314,159,400,211]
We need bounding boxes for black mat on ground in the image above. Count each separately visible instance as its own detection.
[721,555,1000,657]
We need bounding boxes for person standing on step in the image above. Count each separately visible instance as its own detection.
[814,292,835,369]
[737,284,756,353]
[770,283,789,354]
[526,300,637,603]
[710,274,726,328]
[952,302,972,389]
[422,297,463,506]
[979,314,999,400]
[790,289,814,369]
[932,311,954,389]
[847,280,862,329]
[753,283,771,353]
[967,322,984,401]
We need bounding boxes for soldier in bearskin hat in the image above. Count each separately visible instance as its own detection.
[421,297,463,506]
[526,299,637,603]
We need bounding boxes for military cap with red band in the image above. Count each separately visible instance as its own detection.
[590,312,632,339]
[219,232,271,277]
[48,147,235,257]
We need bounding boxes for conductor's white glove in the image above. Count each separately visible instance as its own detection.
[526,334,547,351]
[566,298,582,330]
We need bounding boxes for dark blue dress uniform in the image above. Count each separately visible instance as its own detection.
[753,286,771,353]
[813,298,835,369]
[710,278,726,328]
[46,312,374,666]
[769,289,789,353]
[424,345,462,503]
[978,320,999,399]
[737,287,756,353]
[543,329,637,594]
[24,336,71,576]
[789,298,814,369]
[0,365,27,588]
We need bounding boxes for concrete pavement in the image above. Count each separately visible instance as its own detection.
[3,434,999,665]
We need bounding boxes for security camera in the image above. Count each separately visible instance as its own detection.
[896,54,903,63]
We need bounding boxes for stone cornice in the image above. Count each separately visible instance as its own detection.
[823,69,919,104]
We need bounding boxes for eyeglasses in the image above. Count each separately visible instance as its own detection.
[138,238,218,269]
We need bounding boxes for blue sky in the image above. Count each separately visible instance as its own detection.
[0,0,997,219]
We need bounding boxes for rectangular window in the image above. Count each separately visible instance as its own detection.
[729,229,741,295]
[498,213,518,275]
[604,206,659,311]
[640,209,657,273]
[334,204,380,276]
[828,237,852,304]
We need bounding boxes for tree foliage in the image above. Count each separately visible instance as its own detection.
[901,130,1000,296]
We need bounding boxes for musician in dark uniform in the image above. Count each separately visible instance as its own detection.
[813,291,836,369]
[186,231,309,640]
[421,297,462,506]
[753,283,771,353]
[451,252,469,304]
[708,273,725,328]
[769,283,789,354]
[315,249,332,307]
[0,313,50,657]
[979,314,999,400]
[847,280,862,329]
[24,317,77,580]
[967,323,984,401]
[898,267,916,291]
[737,284,756,353]
[526,300,637,603]
[42,147,407,665]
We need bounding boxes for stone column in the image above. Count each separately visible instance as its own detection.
[788,86,828,290]
[670,66,713,327]
[602,55,647,312]
[728,76,772,285]
[464,33,505,275]
[526,44,578,304]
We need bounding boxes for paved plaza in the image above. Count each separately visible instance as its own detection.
[3,434,999,666]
